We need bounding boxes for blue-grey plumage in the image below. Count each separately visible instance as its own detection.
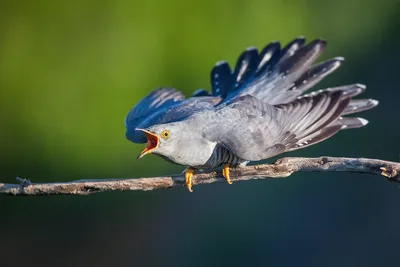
[125,37,379,191]
[232,47,259,91]
[139,87,374,169]
[126,37,335,143]
[211,61,234,98]
[131,96,220,143]
[125,87,185,143]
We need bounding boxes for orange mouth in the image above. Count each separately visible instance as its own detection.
[136,129,159,159]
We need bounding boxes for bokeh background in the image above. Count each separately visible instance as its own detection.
[1,0,399,266]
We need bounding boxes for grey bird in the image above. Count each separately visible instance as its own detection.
[126,38,378,191]
[126,37,347,143]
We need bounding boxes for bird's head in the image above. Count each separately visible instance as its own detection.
[135,123,216,167]
[136,123,182,160]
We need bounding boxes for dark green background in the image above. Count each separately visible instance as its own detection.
[1,0,399,266]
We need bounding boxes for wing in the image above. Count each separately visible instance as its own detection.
[210,61,235,98]
[125,87,185,131]
[214,37,345,106]
[199,37,340,105]
[138,96,220,129]
[198,91,353,161]
[232,47,260,91]
[207,47,260,99]
[191,48,260,99]
[129,96,221,143]
[229,38,330,104]
[192,89,212,97]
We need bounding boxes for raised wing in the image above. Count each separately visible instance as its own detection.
[194,37,343,106]
[198,90,354,161]
[137,96,220,130]
[125,87,185,132]
[232,47,259,91]
[210,61,234,98]
[129,96,221,143]
[208,37,344,106]
[230,38,337,105]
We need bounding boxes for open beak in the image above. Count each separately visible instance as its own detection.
[136,128,159,159]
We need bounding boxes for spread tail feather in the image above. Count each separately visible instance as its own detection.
[337,117,369,129]
[343,99,379,115]
[283,85,377,151]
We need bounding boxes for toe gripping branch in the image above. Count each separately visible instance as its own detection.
[185,168,194,192]
[223,164,233,185]
[184,165,233,192]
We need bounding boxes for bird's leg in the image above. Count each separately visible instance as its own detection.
[185,168,194,192]
[222,164,233,184]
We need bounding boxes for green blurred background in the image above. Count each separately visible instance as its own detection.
[1,0,399,266]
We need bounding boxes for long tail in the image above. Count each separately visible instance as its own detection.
[282,84,378,151]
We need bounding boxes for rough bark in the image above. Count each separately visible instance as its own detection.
[1,156,399,196]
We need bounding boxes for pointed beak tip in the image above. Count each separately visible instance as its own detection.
[137,150,148,160]
[136,129,159,160]
[137,149,152,160]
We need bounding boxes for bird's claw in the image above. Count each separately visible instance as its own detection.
[222,164,233,184]
[185,168,194,192]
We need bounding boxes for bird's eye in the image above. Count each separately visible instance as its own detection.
[160,130,170,139]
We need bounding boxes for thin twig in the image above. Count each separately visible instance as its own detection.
[1,156,399,196]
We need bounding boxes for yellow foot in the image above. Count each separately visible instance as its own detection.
[185,168,194,192]
[222,164,233,184]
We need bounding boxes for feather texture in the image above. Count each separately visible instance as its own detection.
[124,87,184,130]
[127,37,378,169]
[194,90,351,162]
[211,61,234,98]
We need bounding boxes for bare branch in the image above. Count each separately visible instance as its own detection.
[1,156,399,196]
